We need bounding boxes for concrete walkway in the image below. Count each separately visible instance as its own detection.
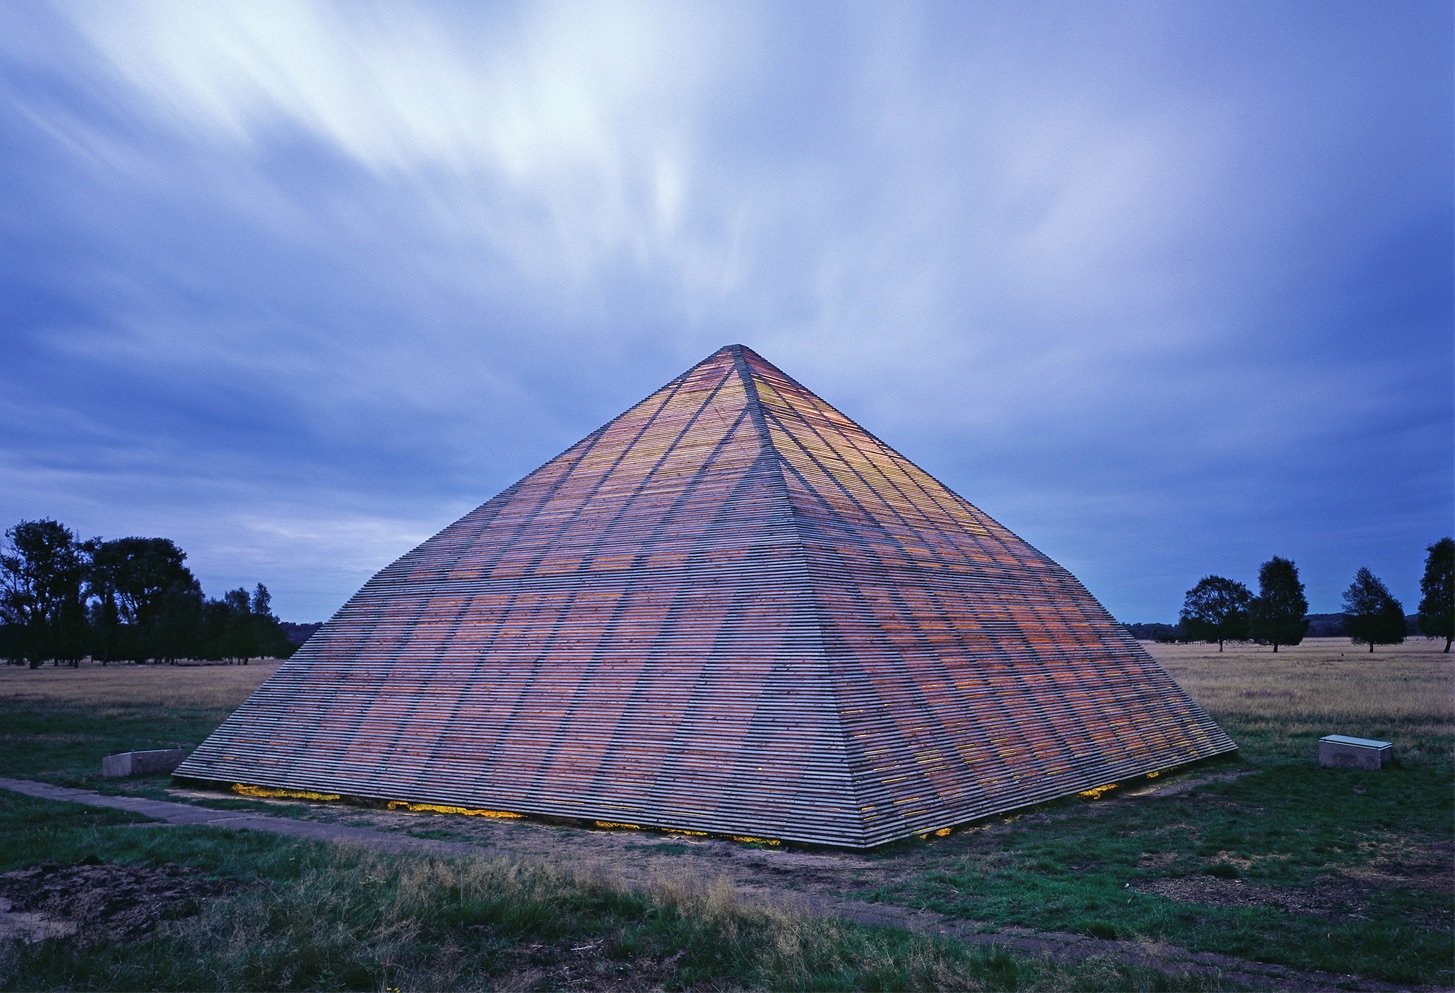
[0,776,494,858]
[0,776,1417,993]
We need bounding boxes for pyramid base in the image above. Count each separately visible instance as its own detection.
[174,751,1237,849]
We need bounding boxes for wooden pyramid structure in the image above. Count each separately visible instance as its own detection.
[177,345,1235,847]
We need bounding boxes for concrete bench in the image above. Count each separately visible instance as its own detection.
[1318,735,1392,770]
[101,748,189,777]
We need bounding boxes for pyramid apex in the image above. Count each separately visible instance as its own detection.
[707,342,771,368]
[698,344,760,374]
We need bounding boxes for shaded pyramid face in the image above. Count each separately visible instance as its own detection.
[177,345,1235,847]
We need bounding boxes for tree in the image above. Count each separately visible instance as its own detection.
[218,587,258,664]
[114,538,190,626]
[153,576,204,663]
[1,517,296,666]
[1342,567,1405,653]
[1179,576,1252,651]
[1248,556,1310,653]
[0,520,91,667]
[90,537,195,662]
[249,583,292,660]
[86,571,124,666]
[1417,537,1453,653]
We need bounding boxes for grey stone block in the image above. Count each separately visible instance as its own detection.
[1318,734,1391,770]
[101,748,189,777]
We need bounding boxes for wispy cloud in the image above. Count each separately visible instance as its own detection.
[63,0,744,305]
[1,1,1449,619]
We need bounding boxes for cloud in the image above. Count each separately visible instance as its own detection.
[0,1,1448,620]
[61,0,744,307]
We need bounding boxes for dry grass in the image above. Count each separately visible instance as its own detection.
[1146,637,1453,734]
[1145,637,1454,766]
[0,659,281,711]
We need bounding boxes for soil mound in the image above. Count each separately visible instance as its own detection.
[0,857,232,944]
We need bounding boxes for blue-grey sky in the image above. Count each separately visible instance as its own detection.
[2,1,1450,623]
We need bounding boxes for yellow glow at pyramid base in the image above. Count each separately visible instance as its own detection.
[388,801,523,819]
[233,784,340,801]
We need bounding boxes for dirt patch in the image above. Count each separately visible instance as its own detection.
[1116,838,1455,931]
[1114,766,1261,800]
[0,858,233,945]
[474,925,682,992]
[1349,838,1455,893]
[1343,862,1454,893]
[0,898,77,944]
[1133,873,1377,919]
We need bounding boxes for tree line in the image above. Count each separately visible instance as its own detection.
[0,518,298,667]
[1165,539,1453,654]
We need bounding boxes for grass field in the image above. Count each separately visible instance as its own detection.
[0,638,1450,990]
[0,659,284,791]
[1153,638,1453,764]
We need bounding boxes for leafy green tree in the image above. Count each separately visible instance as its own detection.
[1417,537,1453,653]
[218,587,258,664]
[86,580,124,665]
[1342,567,1405,653]
[1248,555,1310,653]
[154,577,204,663]
[89,536,196,663]
[91,537,190,622]
[1,518,294,666]
[249,583,292,659]
[0,519,91,667]
[1179,575,1252,651]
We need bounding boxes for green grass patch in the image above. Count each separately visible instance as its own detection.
[0,697,328,818]
[0,698,230,787]
[863,740,1452,987]
[0,794,1223,992]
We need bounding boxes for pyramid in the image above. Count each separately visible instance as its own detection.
[176,345,1235,847]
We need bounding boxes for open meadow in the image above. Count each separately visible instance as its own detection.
[1152,637,1454,764]
[0,638,1450,991]
[0,659,285,711]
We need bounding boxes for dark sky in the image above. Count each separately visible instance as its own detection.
[1,1,1450,623]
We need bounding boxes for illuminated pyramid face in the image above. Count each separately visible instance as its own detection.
[177,345,1235,847]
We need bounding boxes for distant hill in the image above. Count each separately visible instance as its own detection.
[1305,613,1345,638]
[279,622,322,647]
[1308,613,1422,637]
[1121,621,1180,642]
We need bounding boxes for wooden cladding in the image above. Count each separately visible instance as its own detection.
[176,345,1235,847]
